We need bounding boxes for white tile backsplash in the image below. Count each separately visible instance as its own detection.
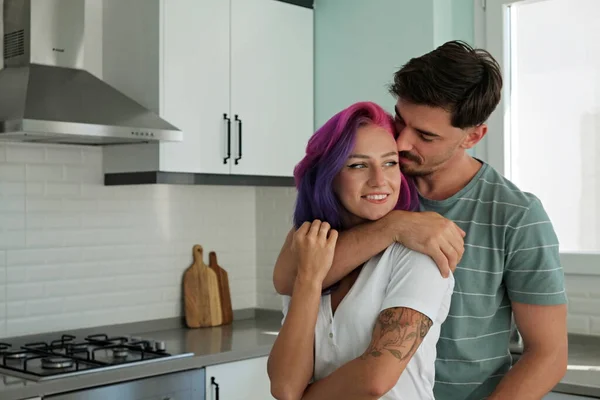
[255,186,296,311]
[0,142,260,338]
[566,274,600,335]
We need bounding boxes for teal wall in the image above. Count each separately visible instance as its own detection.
[434,0,474,47]
[314,0,475,129]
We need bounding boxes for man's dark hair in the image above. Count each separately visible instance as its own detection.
[389,40,503,129]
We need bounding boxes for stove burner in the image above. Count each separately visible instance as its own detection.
[41,357,74,370]
[112,347,129,358]
[4,352,29,360]
[48,335,76,350]
[67,343,88,353]
[0,343,11,354]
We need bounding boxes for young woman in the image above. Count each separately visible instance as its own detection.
[267,102,455,400]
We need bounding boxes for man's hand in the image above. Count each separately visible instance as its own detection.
[392,211,466,277]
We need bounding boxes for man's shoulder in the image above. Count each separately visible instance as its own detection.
[476,164,557,241]
[478,164,542,209]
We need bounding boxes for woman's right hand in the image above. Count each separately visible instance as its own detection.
[291,220,338,285]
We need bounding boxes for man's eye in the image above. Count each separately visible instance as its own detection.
[420,134,434,142]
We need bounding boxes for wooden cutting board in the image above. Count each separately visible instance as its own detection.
[209,251,233,325]
[183,245,223,328]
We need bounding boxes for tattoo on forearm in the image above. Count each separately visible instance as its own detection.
[360,308,433,361]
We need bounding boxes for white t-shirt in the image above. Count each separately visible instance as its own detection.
[281,243,455,399]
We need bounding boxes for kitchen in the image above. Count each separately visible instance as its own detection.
[0,0,599,399]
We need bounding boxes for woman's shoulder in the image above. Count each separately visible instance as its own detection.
[381,243,455,285]
[383,242,437,265]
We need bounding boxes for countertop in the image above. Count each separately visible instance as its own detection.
[0,310,599,399]
[541,334,600,398]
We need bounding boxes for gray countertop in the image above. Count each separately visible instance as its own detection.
[544,334,600,398]
[0,310,599,399]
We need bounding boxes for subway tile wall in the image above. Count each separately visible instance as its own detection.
[256,187,296,311]
[0,143,257,338]
[565,275,600,336]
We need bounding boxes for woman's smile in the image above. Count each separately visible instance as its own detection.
[362,193,391,204]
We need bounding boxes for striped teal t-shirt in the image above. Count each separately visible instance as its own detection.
[420,162,567,400]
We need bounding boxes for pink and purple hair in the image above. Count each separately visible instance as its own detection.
[293,101,419,230]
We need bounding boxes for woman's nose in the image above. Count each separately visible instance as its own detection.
[368,167,386,187]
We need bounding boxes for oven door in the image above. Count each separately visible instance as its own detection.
[45,369,205,400]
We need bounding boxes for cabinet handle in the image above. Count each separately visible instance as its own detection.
[223,113,231,164]
[234,114,242,165]
[210,376,220,400]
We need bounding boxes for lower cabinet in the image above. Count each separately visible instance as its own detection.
[205,356,273,400]
[44,369,204,399]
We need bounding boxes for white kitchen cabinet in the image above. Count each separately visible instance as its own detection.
[102,0,313,179]
[230,0,313,177]
[205,356,274,400]
[160,0,231,175]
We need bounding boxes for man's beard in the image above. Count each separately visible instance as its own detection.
[399,151,431,176]
[400,164,435,177]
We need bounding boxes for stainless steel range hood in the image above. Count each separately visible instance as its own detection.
[0,0,182,145]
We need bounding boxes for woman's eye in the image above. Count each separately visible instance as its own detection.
[348,163,366,169]
[384,161,399,167]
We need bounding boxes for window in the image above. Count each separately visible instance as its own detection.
[485,0,600,255]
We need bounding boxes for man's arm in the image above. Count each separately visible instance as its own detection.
[274,213,396,296]
[273,210,465,295]
[300,307,433,400]
[488,302,568,400]
[490,197,568,399]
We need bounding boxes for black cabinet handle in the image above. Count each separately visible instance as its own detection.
[223,113,231,164]
[234,114,242,165]
[211,376,220,400]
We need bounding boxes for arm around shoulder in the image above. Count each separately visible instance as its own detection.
[273,215,399,296]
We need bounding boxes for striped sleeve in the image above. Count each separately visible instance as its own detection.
[504,197,567,305]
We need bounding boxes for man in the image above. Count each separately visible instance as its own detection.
[273,41,568,399]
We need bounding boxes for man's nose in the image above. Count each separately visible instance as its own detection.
[396,129,413,152]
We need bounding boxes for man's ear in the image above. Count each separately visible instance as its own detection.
[461,124,487,149]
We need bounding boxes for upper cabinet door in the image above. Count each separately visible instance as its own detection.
[230,0,314,177]
[160,0,232,174]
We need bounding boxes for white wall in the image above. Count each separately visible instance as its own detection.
[0,142,258,338]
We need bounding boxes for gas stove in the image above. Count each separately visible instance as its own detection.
[0,332,193,382]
